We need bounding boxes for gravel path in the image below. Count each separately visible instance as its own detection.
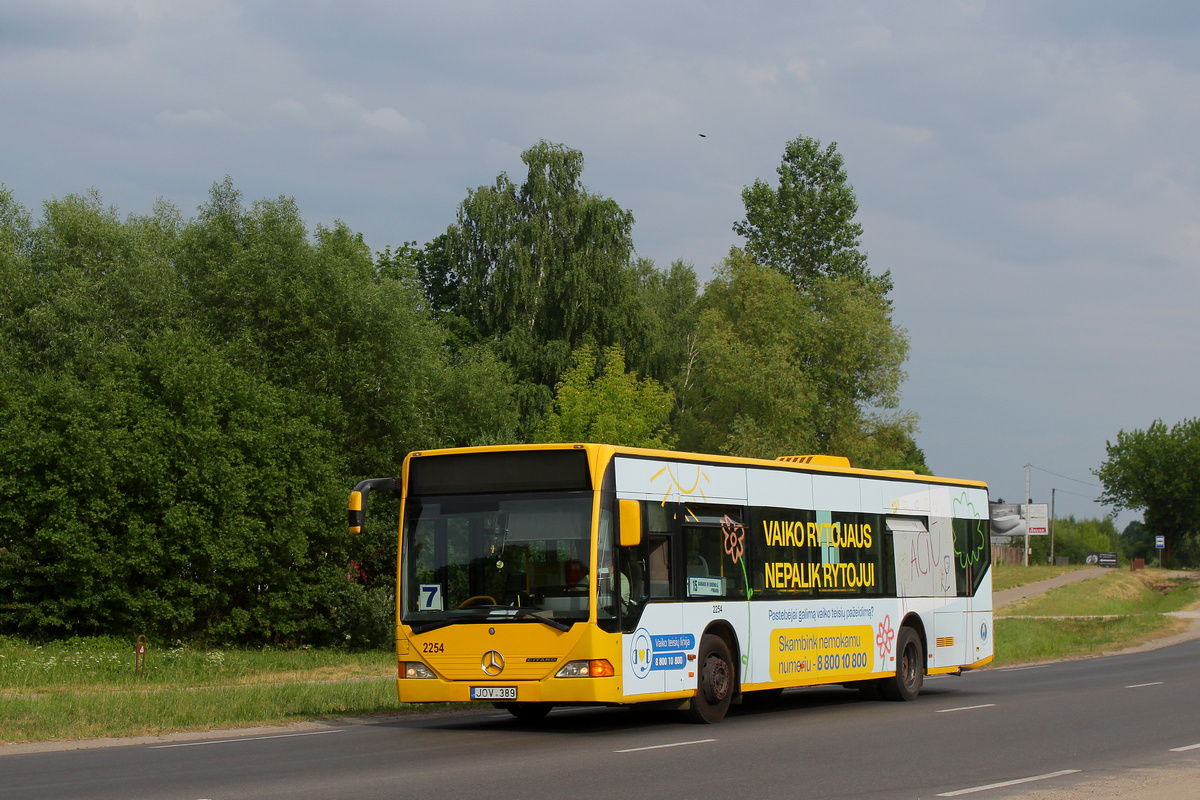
[994,567,1111,608]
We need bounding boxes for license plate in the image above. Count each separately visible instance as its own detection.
[471,686,517,700]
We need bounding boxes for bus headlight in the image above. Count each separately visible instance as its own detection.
[401,662,435,679]
[555,659,615,678]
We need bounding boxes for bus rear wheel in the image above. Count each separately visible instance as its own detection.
[688,633,734,724]
[880,627,924,701]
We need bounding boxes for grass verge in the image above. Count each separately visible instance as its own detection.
[995,614,1188,665]
[0,639,420,745]
[1,679,402,744]
[1002,569,1200,618]
[992,568,1200,666]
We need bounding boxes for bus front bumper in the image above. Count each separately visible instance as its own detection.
[397,675,630,705]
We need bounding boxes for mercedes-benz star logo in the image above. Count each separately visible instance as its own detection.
[481,650,505,676]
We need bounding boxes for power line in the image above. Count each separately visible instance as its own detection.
[1050,487,1099,502]
[1027,463,1101,489]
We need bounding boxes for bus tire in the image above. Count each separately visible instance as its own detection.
[688,633,734,724]
[880,626,923,701]
[503,702,552,721]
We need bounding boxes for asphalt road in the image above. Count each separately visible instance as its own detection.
[6,636,1200,800]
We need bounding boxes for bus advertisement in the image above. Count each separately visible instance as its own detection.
[349,443,992,723]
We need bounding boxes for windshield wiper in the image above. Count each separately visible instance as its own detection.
[513,609,572,632]
[407,608,572,634]
[407,619,457,635]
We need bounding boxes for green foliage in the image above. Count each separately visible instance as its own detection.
[682,250,916,469]
[1028,516,1120,566]
[734,135,892,295]
[624,257,701,388]
[0,133,934,646]
[704,135,920,469]
[535,345,675,449]
[683,251,817,456]
[434,141,644,436]
[1097,418,1200,565]
[0,181,516,646]
[1120,520,1155,562]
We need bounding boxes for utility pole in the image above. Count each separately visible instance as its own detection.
[1050,488,1056,565]
[1024,464,1031,567]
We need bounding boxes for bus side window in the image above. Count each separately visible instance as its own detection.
[616,532,672,632]
[680,508,746,599]
[647,535,672,597]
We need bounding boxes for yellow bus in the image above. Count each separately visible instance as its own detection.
[349,443,992,723]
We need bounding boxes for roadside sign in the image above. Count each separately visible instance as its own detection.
[1024,503,1049,535]
[1156,535,1165,550]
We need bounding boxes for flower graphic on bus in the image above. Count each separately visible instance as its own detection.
[721,515,745,564]
[876,615,895,659]
[720,515,754,669]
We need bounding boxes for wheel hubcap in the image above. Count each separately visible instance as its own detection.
[705,656,730,701]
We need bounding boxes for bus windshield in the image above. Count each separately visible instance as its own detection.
[402,491,594,630]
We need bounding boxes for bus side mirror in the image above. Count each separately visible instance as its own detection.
[619,499,642,547]
[349,477,398,534]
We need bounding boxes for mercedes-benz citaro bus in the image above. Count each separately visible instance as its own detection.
[349,443,992,723]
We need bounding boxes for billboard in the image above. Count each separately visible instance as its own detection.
[989,502,1050,537]
[1025,503,1049,535]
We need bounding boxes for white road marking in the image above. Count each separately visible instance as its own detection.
[1170,742,1200,752]
[936,704,996,713]
[937,769,1080,796]
[615,738,716,753]
[149,729,345,749]
[1125,682,1163,688]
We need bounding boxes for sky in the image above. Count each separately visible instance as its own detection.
[4,1,1199,533]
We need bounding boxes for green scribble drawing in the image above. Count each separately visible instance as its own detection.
[951,491,986,569]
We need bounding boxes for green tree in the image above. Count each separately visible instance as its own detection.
[626,258,701,395]
[708,136,920,468]
[1029,517,1119,566]
[436,141,640,435]
[734,136,892,295]
[684,250,914,468]
[683,251,817,457]
[1097,418,1200,565]
[1119,520,1153,563]
[535,344,675,449]
[0,181,518,645]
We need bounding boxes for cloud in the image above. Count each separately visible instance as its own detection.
[313,93,425,144]
[362,107,417,136]
[0,0,138,50]
[5,1,1200,527]
[268,98,307,121]
[154,108,232,129]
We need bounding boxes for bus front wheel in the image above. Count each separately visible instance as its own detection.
[880,627,924,701]
[688,633,734,723]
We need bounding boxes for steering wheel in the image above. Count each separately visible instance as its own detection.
[458,595,497,608]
